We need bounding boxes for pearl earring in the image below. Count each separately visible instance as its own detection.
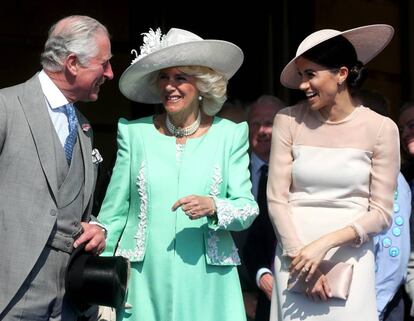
[198,95,203,101]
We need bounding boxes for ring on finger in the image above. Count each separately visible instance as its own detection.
[302,266,310,273]
[186,210,192,216]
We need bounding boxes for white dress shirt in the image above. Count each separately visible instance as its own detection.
[38,70,70,147]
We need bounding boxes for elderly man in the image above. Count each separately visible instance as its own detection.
[0,15,113,320]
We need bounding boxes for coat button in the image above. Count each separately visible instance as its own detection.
[394,216,404,226]
[50,209,57,216]
[392,227,401,237]
[382,237,392,248]
[389,247,400,257]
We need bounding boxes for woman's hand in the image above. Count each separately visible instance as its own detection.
[304,269,332,301]
[172,195,216,220]
[289,237,331,282]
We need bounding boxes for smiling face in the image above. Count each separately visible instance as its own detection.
[248,98,284,161]
[296,56,342,111]
[398,105,414,157]
[157,67,199,116]
[75,31,114,102]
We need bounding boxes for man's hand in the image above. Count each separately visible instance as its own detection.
[73,222,106,254]
[258,273,273,300]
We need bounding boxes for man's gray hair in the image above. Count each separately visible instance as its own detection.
[40,15,109,72]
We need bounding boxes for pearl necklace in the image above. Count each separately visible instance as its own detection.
[166,111,201,138]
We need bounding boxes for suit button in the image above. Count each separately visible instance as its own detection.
[50,210,57,216]
[66,241,72,248]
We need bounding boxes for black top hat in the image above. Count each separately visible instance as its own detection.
[65,244,130,314]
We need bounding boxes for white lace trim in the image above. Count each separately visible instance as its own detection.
[209,165,222,197]
[208,164,259,228]
[176,143,185,165]
[205,165,257,265]
[116,162,148,261]
[209,165,258,227]
[214,198,259,228]
[206,230,241,265]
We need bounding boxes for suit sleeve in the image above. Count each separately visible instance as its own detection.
[244,210,276,283]
[98,119,131,256]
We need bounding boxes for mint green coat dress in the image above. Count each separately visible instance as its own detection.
[99,116,259,321]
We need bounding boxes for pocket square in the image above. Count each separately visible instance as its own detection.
[92,148,103,164]
[287,260,354,300]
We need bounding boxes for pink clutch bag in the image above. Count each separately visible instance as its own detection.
[287,260,354,300]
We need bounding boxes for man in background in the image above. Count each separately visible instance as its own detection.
[244,95,286,321]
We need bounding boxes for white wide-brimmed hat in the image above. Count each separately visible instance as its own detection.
[280,24,394,89]
[119,28,244,103]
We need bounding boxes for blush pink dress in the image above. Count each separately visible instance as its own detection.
[267,103,400,321]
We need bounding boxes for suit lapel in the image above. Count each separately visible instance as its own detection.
[19,75,59,200]
[77,113,94,212]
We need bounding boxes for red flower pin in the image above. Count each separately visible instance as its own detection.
[82,123,91,132]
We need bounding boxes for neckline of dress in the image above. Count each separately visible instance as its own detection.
[314,105,361,125]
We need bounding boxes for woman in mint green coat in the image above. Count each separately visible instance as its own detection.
[98,27,259,321]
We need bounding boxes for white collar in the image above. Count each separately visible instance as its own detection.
[38,70,69,109]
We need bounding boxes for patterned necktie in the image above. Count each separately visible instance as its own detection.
[63,103,78,163]
[257,164,269,214]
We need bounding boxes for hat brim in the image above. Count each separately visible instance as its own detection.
[280,24,394,89]
[65,244,130,314]
[119,40,244,103]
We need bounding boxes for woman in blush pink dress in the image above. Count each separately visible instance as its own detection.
[267,24,399,321]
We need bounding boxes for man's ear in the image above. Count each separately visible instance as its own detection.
[65,53,79,76]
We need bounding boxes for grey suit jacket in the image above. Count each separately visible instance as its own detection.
[0,74,97,314]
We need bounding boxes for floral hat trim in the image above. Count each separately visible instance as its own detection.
[131,28,167,64]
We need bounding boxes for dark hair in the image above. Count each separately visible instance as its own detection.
[399,101,414,118]
[352,89,389,117]
[302,35,367,90]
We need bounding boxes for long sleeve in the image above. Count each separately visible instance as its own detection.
[99,118,131,256]
[267,108,303,256]
[352,117,400,243]
[208,122,259,231]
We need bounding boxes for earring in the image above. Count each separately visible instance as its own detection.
[198,95,203,101]
[338,81,343,86]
